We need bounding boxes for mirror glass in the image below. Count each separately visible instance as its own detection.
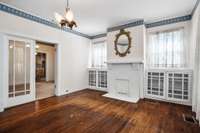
[117,34,129,54]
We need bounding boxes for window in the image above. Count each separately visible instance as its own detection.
[90,41,107,68]
[146,28,188,68]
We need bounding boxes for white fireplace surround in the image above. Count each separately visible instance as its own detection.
[103,59,144,103]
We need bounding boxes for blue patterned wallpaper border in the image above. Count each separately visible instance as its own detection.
[0,3,91,39]
[91,33,107,39]
[192,0,200,16]
[145,15,192,28]
[92,15,191,39]
[107,20,144,32]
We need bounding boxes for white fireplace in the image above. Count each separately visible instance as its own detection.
[103,59,144,103]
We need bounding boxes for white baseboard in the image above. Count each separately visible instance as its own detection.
[0,108,4,112]
[88,87,108,92]
[57,88,85,96]
[144,95,192,106]
[0,102,4,112]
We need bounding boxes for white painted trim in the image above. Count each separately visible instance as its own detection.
[60,87,84,96]
[54,43,61,96]
[32,41,36,101]
[1,34,8,111]
[87,67,108,71]
[89,87,108,92]
[144,95,192,106]
[0,108,4,112]
[106,59,144,64]
[139,64,144,99]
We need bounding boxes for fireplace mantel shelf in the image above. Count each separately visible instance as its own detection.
[106,59,143,64]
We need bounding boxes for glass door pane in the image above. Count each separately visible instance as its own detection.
[8,40,31,98]
[14,41,26,97]
[9,40,14,98]
[25,43,31,94]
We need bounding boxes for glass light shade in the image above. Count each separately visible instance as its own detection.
[26,44,30,48]
[54,12,64,23]
[9,45,13,49]
[36,45,40,49]
[65,8,74,22]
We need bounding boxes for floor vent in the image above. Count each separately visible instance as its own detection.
[183,114,197,124]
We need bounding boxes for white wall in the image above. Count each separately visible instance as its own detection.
[37,43,55,82]
[0,10,90,106]
[107,25,145,61]
[191,2,200,121]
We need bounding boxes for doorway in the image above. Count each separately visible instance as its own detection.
[35,42,56,100]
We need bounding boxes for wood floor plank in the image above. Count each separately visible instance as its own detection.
[0,89,199,133]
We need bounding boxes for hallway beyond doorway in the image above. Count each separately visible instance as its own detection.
[35,42,56,100]
[36,81,54,100]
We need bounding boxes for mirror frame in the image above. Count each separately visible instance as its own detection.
[114,29,132,57]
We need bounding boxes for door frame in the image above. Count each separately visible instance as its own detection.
[1,33,61,110]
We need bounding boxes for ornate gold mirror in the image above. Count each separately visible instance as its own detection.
[114,29,132,57]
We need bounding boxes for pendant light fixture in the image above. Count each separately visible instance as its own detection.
[54,0,77,29]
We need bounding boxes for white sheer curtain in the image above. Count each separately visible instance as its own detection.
[90,41,107,68]
[146,28,188,68]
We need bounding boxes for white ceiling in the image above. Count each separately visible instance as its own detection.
[0,0,197,36]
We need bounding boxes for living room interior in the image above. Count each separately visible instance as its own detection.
[0,0,200,132]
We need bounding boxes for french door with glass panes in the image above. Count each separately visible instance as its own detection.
[7,37,35,107]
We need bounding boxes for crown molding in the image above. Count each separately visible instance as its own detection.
[145,15,192,28]
[90,33,107,39]
[0,3,91,39]
[191,0,200,16]
[107,20,144,32]
[93,15,191,39]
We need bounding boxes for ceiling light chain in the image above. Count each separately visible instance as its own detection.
[67,0,69,8]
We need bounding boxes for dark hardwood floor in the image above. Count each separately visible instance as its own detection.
[0,89,199,133]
